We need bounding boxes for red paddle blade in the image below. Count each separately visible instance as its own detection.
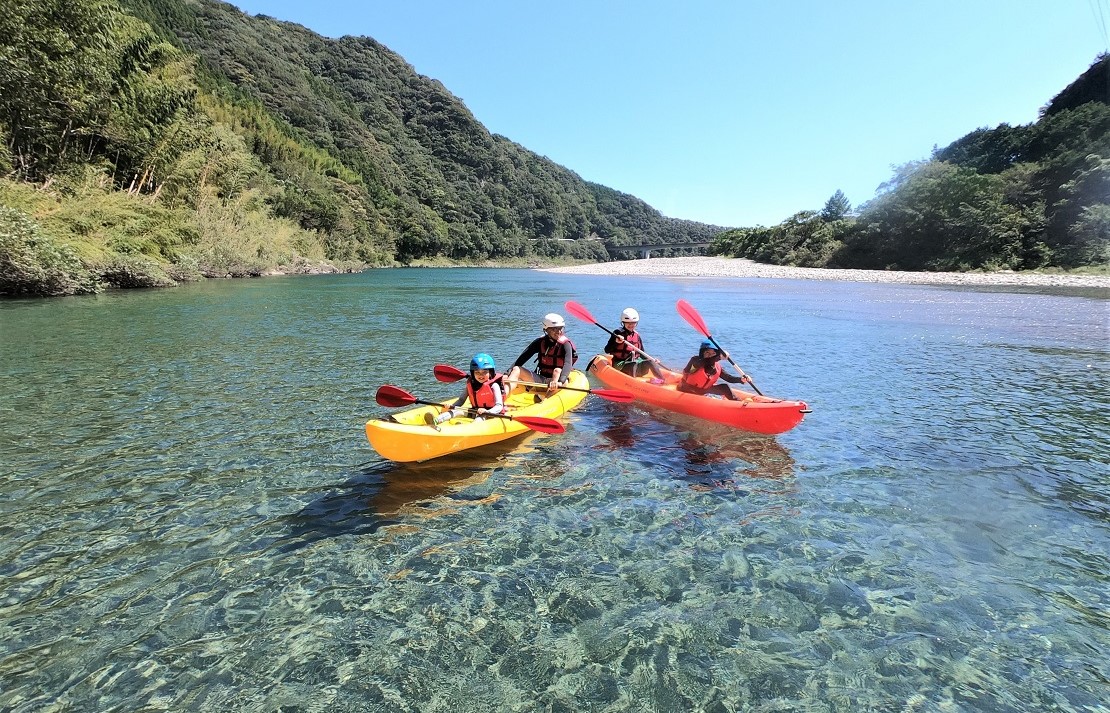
[513,416,566,434]
[376,384,418,407]
[676,299,711,337]
[592,388,636,403]
[433,363,467,382]
[564,300,597,325]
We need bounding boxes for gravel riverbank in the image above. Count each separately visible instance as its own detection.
[540,256,1110,289]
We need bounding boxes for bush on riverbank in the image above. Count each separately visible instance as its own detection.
[0,171,615,295]
[0,207,97,296]
[0,176,347,295]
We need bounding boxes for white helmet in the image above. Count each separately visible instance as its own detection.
[542,313,565,329]
[620,308,640,323]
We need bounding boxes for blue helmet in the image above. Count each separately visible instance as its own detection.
[470,353,495,371]
[699,340,717,354]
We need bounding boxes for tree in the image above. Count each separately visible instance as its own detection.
[1066,204,1110,265]
[0,0,119,176]
[820,190,851,221]
[848,161,1039,270]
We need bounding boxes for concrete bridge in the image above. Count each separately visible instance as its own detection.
[605,241,713,259]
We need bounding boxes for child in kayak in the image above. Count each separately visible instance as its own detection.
[604,307,664,379]
[426,353,505,428]
[507,312,577,396]
[676,341,749,400]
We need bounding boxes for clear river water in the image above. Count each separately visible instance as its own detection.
[1,268,1107,712]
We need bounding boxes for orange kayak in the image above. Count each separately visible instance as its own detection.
[587,354,809,435]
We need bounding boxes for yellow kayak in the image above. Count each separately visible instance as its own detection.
[366,370,589,462]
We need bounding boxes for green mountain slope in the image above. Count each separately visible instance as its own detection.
[131,0,721,258]
[1,0,719,296]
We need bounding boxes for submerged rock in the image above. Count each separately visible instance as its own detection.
[826,578,873,618]
[750,588,820,632]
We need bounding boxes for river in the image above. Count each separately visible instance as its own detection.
[1,268,1107,711]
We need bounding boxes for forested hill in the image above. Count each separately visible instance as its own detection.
[712,55,1109,272]
[129,0,722,258]
[1,0,719,296]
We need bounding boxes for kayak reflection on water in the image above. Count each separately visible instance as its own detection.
[281,438,542,548]
[369,436,553,517]
[597,404,796,486]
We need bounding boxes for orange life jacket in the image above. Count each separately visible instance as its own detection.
[466,374,504,410]
[681,358,721,392]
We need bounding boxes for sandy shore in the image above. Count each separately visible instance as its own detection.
[540,256,1110,289]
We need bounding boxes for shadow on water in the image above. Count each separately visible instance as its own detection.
[596,401,797,488]
[274,437,536,552]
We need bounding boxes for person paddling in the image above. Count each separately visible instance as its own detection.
[507,313,577,396]
[425,353,505,428]
[676,341,749,401]
[604,307,664,379]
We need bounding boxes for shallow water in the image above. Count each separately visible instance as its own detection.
[1,269,1107,712]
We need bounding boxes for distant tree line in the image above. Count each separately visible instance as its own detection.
[713,54,1109,272]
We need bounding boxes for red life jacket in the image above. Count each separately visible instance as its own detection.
[537,335,577,377]
[681,358,721,391]
[467,373,504,409]
[611,328,644,363]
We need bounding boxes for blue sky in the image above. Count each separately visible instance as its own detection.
[229,0,1108,228]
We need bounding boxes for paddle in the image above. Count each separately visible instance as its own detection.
[375,385,566,433]
[674,298,764,396]
[432,364,635,403]
[563,300,666,366]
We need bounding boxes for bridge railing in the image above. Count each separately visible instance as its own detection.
[604,242,713,259]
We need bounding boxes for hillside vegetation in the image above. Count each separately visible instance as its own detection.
[713,55,1110,272]
[3,1,1105,297]
[1,0,719,296]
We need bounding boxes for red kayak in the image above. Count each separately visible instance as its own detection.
[588,354,809,435]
